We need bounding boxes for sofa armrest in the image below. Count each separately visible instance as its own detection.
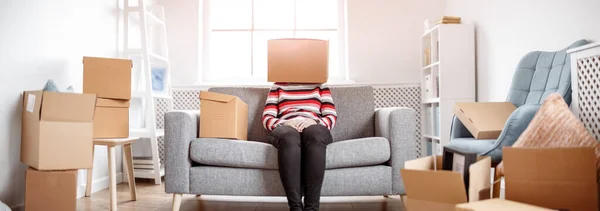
[450,115,475,139]
[375,107,417,195]
[482,104,541,156]
[165,110,199,194]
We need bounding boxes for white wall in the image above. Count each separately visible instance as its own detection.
[446,0,600,102]
[347,0,444,84]
[162,0,445,86]
[0,0,121,208]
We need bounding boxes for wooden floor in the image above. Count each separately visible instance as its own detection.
[78,180,406,211]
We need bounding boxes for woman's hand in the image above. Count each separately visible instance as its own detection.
[296,119,318,132]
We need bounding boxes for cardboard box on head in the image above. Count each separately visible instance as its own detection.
[268,38,329,83]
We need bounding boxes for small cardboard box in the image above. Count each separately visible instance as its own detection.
[21,91,96,170]
[455,199,556,211]
[268,38,329,83]
[83,56,132,100]
[401,156,491,211]
[453,102,516,139]
[199,91,248,140]
[94,98,130,138]
[25,168,77,211]
[503,147,599,211]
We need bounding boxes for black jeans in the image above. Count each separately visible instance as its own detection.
[269,124,333,211]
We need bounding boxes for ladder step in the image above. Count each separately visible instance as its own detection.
[126,7,165,26]
[130,128,165,138]
[132,92,173,99]
[124,50,169,63]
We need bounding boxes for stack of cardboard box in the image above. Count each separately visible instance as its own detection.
[83,56,133,138]
[21,91,96,211]
[21,56,133,211]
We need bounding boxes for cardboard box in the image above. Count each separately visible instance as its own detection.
[453,102,516,139]
[267,38,329,83]
[455,199,556,211]
[21,91,95,170]
[94,98,130,138]
[199,91,248,140]
[25,168,77,211]
[83,56,132,100]
[503,147,599,211]
[401,155,491,211]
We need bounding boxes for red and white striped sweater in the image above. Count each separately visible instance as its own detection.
[262,83,337,131]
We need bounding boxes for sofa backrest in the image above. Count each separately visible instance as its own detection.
[208,86,375,142]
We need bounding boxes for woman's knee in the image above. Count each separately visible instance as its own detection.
[271,126,301,148]
[301,125,333,145]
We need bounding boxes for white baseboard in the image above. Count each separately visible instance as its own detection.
[76,173,126,199]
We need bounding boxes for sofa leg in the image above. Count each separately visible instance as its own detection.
[172,194,183,211]
[383,195,390,198]
[196,194,201,197]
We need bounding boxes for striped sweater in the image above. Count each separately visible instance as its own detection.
[262,83,337,131]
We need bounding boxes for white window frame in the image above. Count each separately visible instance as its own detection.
[198,0,349,84]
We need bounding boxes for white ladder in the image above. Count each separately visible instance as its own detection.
[122,0,173,185]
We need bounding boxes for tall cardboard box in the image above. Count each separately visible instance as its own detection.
[503,147,599,211]
[94,98,130,138]
[199,91,248,140]
[268,38,329,83]
[401,156,491,211]
[25,168,77,211]
[455,199,556,211]
[453,102,516,139]
[83,56,132,100]
[21,91,96,170]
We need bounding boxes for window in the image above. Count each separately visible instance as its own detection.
[200,0,347,83]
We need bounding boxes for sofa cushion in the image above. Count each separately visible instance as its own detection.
[190,137,391,170]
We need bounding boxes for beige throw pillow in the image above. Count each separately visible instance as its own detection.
[496,93,600,177]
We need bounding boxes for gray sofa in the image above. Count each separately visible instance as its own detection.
[164,86,417,210]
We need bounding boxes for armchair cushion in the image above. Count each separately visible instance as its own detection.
[189,137,391,170]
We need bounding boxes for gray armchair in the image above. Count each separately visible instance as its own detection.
[164,86,417,210]
[447,39,588,163]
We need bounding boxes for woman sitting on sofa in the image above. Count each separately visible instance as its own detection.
[262,82,337,211]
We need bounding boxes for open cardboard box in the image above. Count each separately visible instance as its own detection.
[21,91,96,170]
[199,91,248,140]
[453,102,516,139]
[502,147,599,211]
[401,155,491,211]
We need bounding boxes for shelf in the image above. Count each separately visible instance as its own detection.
[422,61,440,70]
[133,166,165,179]
[423,135,441,141]
[421,25,440,38]
[130,128,165,138]
[423,98,440,104]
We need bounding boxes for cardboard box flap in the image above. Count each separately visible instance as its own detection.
[23,91,43,118]
[468,156,492,202]
[503,147,597,182]
[402,155,468,204]
[96,98,130,108]
[453,102,516,130]
[456,199,557,211]
[402,169,468,204]
[40,92,96,122]
[200,91,237,103]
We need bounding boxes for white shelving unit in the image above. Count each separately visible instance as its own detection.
[420,24,476,156]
